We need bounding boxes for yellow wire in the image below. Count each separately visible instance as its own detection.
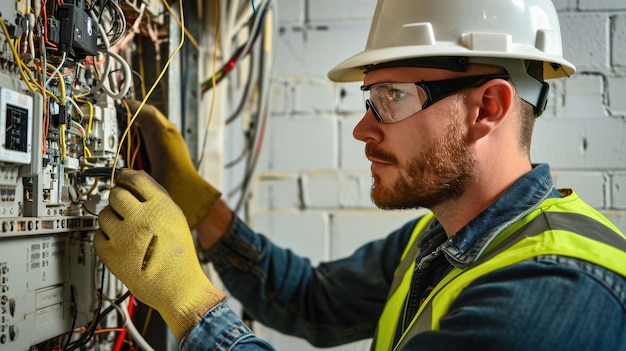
[196,0,221,169]
[121,99,133,167]
[48,65,67,102]
[140,307,154,337]
[110,0,186,184]
[137,39,147,98]
[130,137,141,167]
[207,0,221,133]
[83,177,98,196]
[72,94,94,159]
[59,124,67,160]
[73,94,94,135]
[165,4,200,51]
[83,138,93,159]
[0,17,39,93]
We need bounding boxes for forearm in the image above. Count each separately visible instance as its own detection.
[196,199,234,250]
[202,216,409,346]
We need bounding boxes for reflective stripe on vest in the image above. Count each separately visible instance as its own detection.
[373,190,626,351]
[372,212,436,351]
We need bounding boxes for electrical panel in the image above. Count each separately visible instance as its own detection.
[0,1,169,349]
[0,0,273,348]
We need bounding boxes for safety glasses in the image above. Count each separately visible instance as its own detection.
[361,74,510,124]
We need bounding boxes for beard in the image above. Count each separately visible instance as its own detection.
[368,120,476,210]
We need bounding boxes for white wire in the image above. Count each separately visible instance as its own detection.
[88,10,113,95]
[44,51,66,90]
[120,288,156,351]
[87,12,132,99]
[67,97,85,118]
[105,0,127,47]
[101,49,132,99]
[231,0,266,37]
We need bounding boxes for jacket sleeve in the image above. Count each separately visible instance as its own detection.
[202,216,419,347]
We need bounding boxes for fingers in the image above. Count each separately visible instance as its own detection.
[96,205,121,239]
[114,169,169,201]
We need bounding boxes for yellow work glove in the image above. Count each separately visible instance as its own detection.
[93,169,226,340]
[126,100,221,229]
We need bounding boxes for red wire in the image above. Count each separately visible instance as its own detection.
[41,0,59,49]
[113,295,136,351]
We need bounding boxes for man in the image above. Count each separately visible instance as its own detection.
[94,0,626,350]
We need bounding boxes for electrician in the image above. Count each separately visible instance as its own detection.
[94,0,626,350]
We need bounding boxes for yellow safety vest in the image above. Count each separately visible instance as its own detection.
[373,190,626,351]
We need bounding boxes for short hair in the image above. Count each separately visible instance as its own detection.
[466,62,536,154]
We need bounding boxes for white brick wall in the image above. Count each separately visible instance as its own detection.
[236,1,626,350]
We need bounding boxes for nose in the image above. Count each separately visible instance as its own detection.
[353,107,381,143]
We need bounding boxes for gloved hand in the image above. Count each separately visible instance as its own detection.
[126,100,221,229]
[93,169,226,340]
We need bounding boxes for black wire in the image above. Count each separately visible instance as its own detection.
[232,6,274,215]
[197,0,271,169]
[224,135,251,169]
[200,0,270,94]
[65,266,133,351]
[78,166,122,178]
[62,284,78,351]
[65,264,106,351]
[225,48,256,125]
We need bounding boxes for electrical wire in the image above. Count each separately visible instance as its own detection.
[110,0,187,184]
[195,0,222,169]
[230,2,275,214]
[120,293,155,351]
[199,0,269,95]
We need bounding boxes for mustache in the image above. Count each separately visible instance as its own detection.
[365,144,397,164]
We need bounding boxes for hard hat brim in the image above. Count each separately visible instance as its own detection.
[327,44,576,82]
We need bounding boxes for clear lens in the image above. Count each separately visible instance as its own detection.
[363,83,427,123]
[361,75,510,124]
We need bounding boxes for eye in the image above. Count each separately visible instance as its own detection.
[388,89,407,102]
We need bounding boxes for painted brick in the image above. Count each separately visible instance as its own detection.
[559,13,610,71]
[338,173,378,209]
[269,80,291,115]
[530,117,626,169]
[336,82,364,114]
[275,0,305,24]
[307,25,369,78]
[309,0,378,23]
[273,24,369,78]
[551,171,607,208]
[579,0,626,10]
[251,212,329,264]
[331,210,427,259]
[273,27,307,77]
[553,0,577,11]
[340,115,371,170]
[613,15,626,67]
[294,79,336,113]
[257,115,339,172]
[561,74,607,117]
[608,76,626,115]
[600,211,626,233]
[253,175,301,209]
[302,172,341,208]
[612,172,626,209]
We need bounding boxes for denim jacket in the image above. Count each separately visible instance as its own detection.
[182,164,626,350]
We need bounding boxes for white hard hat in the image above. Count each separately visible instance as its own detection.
[327,0,576,115]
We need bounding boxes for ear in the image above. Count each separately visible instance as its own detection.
[467,79,514,143]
